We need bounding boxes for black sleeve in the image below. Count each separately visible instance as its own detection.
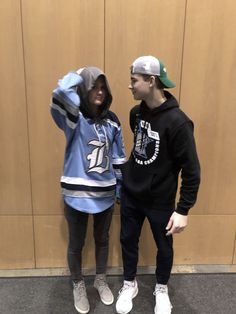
[129,105,140,133]
[171,121,201,215]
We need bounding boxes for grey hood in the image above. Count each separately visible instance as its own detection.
[77,67,112,120]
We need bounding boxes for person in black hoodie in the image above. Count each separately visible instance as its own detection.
[116,56,200,314]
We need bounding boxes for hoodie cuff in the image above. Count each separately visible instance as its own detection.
[175,207,190,216]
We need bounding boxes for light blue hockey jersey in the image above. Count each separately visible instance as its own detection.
[51,68,126,213]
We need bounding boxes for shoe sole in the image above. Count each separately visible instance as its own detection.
[154,303,173,314]
[100,294,114,305]
[74,303,90,314]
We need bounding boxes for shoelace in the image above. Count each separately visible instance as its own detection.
[95,277,111,295]
[96,277,107,287]
[73,281,87,296]
[153,286,168,296]
[118,282,135,295]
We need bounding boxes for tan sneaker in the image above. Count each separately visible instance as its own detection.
[73,280,90,314]
[94,274,114,305]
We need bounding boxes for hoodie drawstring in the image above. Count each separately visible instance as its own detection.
[94,123,109,151]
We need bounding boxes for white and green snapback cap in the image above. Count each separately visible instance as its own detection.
[131,55,176,88]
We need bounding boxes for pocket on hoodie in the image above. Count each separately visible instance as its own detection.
[150,171,177,202]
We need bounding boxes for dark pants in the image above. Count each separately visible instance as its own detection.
[120,192,173,285]
[64,203,114,281]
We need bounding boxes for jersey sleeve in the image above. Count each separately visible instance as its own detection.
[50,72,83,136]
[110,114,126,199]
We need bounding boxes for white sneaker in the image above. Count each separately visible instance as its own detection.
[116,279,138,314]
[153,284,172,314]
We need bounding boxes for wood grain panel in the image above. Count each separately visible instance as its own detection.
[0,216,34,269]
[108,214,122,266]
[174,215,236,264]
[34,215,68,268]
[34,214,122,269]
[0,0,32,214]
[105,0,186,152]
[181,0,236,214]
[1,0,236,271]
[21,0,105,214]
[139,220,157,266]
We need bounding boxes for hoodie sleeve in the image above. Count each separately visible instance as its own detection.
[50,72,83,134]
[171,121,201,215]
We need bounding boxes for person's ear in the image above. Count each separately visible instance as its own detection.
[149,75,156,87]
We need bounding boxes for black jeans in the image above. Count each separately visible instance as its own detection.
[64,203,114,281]
[120,192,173,285]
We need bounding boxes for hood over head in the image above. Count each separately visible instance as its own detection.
[77,67,112,120]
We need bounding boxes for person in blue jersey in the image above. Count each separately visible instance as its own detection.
[51,67,126,314]
[115,56,200,314]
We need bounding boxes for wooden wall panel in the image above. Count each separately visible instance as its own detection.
[105,0,186,152]
[0,0,236,271]
[181,0,236,215]
[0,0,32,214]
[108,215,122,266]
[34,215,67,268]
[34,214,121,269]
[34,214,122,269]
[0,216,34,269]
[21,0,105,214]
[139,221,157,266]
[174,215,236,264]
[34,213,236,269]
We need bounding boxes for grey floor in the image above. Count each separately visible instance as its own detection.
[0,274,235,314]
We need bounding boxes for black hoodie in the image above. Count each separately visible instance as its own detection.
[122,91,200,215]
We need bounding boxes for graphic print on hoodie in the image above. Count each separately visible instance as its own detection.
[134,118,160,164]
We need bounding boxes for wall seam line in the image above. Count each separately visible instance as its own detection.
[179,0,188,102]
[231,231,236,264]
[19,0,37,269]
[104,0,106,72]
